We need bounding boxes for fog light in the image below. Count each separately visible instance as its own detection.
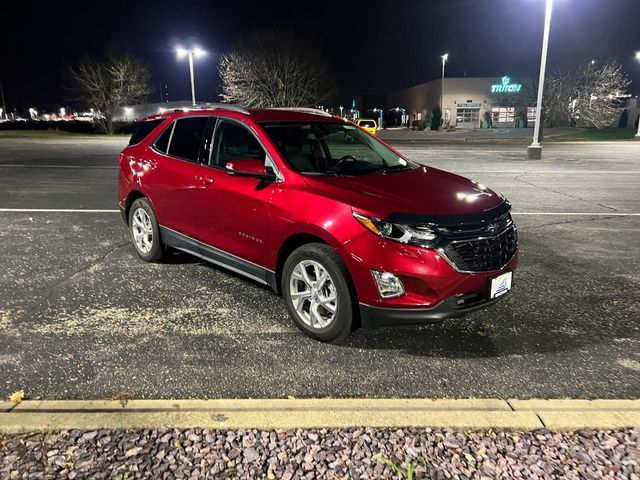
[371,270,405,298]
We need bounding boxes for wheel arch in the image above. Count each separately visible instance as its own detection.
[273,230,361,329]
[123,189,149,225]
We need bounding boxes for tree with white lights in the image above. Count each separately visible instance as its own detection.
[219,28,333,108]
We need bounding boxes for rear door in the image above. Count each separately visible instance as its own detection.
[143,115,214,239]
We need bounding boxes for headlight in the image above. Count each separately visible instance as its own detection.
[353,211,438,248]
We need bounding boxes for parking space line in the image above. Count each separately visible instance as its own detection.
[0,209,638,216]
[0,164,117,169]
[512,212,639,216]
[0,208,119,213]
[442,171,640,174]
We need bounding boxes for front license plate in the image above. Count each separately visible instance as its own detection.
[489,271,513,299]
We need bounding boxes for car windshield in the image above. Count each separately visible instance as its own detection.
[261,122,413,175]
[359,120,376,128]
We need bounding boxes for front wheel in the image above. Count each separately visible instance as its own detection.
[128,197,165,263]
[282,243,354,343]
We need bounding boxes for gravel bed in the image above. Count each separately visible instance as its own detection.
[1,427,638,479]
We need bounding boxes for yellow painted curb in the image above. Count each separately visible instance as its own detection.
[509,399,640,411]
[2,399,639,433]
[12,398,511,412]
[539,411,640,431]
[0,410,542,434]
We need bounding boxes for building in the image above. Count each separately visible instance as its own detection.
[387,76,536,129]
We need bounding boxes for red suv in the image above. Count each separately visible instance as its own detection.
[119,106,518,342]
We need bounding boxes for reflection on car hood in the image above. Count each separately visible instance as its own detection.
[301,165,505,219]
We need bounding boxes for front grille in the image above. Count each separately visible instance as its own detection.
[437,211,513,240]
[441,224,518,272]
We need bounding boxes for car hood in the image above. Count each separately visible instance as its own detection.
[301,165,505,219]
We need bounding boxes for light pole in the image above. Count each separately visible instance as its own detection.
[635,52,640,140]
[176,47,207,106]
[441,53,448,126]
[372,108,384,129]
[391,107,407,126]
[527,0,554,159]
[0,82,7,120]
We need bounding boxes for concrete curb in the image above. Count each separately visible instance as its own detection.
[1,399,638,434]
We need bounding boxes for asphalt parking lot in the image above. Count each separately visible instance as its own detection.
[0,137,639,400]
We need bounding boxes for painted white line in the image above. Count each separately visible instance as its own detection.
[0,208,119,213]
[450,171,640,175]
[512,212,639,216]
[0,209,637,216]
[0,164,116,169]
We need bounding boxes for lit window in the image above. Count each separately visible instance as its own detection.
[492,107,515,126]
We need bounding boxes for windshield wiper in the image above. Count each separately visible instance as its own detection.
[383,163,413,172]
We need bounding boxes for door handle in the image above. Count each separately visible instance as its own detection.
[197,175,215,184]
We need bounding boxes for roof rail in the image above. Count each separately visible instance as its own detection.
[268,107,333,117]
[191,103,250,115]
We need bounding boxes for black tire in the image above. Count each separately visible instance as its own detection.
[128,197,165,263]
[282,243,354,343]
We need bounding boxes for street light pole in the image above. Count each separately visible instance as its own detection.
[187,51,196,106]
[372,108,384,130]
[635,52,640,140]
[0,82,7,120]
[527,0,554,159]
[176,47,206,106]
[441,54,448,124]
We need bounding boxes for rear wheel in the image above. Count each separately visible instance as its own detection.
[128,198,164,263]
[282,243,354,343]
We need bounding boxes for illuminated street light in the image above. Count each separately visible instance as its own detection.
[372,108,384,129]
[176,46,207,106]
[635,51,640,61]
[440,53,449,125]
[527,0,554,159]
[390,107,407,127]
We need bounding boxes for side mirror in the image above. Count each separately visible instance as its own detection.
[225,159,277,182]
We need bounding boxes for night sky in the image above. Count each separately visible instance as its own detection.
[2,0,640,111]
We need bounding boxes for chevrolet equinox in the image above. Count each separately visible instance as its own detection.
[118,106,518,343]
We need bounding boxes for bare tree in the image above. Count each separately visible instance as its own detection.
[543,60,630,128]
[66,54,151,134]
[219,28,333,108]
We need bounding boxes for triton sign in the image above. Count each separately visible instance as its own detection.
[491,76,522,93]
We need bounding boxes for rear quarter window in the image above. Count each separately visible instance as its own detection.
[128,119,165,145]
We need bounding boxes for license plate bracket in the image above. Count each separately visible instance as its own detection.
[489,271,513,299]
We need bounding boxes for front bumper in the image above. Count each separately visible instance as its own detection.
[359,287,508,329]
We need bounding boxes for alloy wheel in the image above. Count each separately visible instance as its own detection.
[131,207,153,254]
[289,259,338,329]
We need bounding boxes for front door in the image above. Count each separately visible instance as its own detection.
[198,119,275,278]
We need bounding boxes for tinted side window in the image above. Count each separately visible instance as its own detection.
[167,117,209,162]
[153,123,174,154]
[212,121,266,167]
[129,119,164,145]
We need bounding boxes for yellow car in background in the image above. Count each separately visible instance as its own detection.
[355,118,378,135]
